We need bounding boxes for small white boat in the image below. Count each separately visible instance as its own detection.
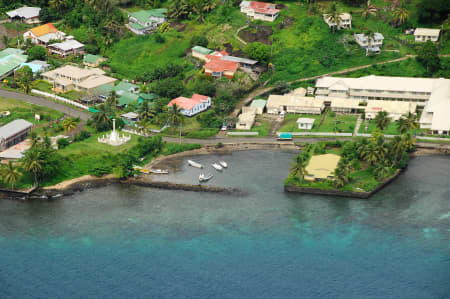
[149,169,169,174]
[219,161,228,168]
[188,160,203,168]
[199,173,213,182]
[212,163,223,171]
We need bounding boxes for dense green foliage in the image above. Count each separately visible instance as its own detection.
[26,45,47,61]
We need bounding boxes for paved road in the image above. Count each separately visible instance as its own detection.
[0,89,90,121]
[162,136,353,145]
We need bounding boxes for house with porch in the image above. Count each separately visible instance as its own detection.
[323,12,352,30]
[204,56,239,79]
[23,23,66,46]
[240,1,280,22]
[267,95,325,114]
[354,32,384,54]
[6,6,41,24]
[48,39,84,57]
[414,28,440,42]
[168,94,211,117]
[127,9,167,35]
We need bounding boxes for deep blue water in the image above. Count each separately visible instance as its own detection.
[0,151,449,298]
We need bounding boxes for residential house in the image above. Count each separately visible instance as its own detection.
[204,56,239,79]
[192,46,215,61]
[48,39,84,57]
[240,1,280,22]
[314,75,449,105]
[23,23,66,45]
[127,9,167,35]
[19,60,50,75]
[249,99,267,114]
[6,6,41,24]
[304,154,341,181]
[121,112,139,124]
[354,32,384,54]
[220,56,258,70]
[323,12,352,30]
[0,48,28,79]
[365,100,417,121]
[237,108,257,130]
[168,94,211,117]
[414,28,440,42]
[419,79,450,135]
[267,95,325,114]
[0,119,33,151]
[297,118,315,130]
[41,65,116,93]
[83,54,107,67]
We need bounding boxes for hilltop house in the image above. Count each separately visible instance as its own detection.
[168,94,211,117]
[414,28,440,42]
[240,1,280,22]
[204,56,239,79]
[23,23,66,45]
[127,9,167,35]
[83,54,106,67]
[48,39,84,57]
[0,48,28,79]
[354,32,384,54]
[6,6,41,24]
[323,12,352,30]
[41,65,116,93]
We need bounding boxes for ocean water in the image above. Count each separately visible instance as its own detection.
[0,151,449,298]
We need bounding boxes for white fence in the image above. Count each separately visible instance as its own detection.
[277,132,353,137]
[227,132,259,136]
[31,89,89,110]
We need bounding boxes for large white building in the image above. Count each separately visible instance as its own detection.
[414,28,440,43]
[267,95,324,114]
[315,75,450,134]
[240,1,280,22]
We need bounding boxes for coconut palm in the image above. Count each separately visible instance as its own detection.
[397,117,409,134]
[138,101,156,123]
[290,154,308,179]
[29,131,41,149]
[62,117,78,136]
[375,162,391,180]
[167,103,185,144]
[325,2,342,32]
[361,142,379,165]
[2,35,10,47]
[168,0,190,20]
[389,136,405,163]
[361,1,377,19]
[402,132,415,152]
[22,148,43,186]
[392,0,409,26]
[374,111,390,131]
[2,161,22,190]
[334,161,350,188]
[49,0,68,15]
[356,137,369,158]
[106,91,118,107]
[190,0,216,22]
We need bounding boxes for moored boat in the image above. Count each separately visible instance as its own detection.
[199,173,213,182]
[212,163,223,171]
[188,160,203,168]
[149,169,169,174]
[219,161,228,168]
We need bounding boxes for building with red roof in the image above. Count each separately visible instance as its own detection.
[240,1,280,22]
[204,58,239,79]
[168,94,211,117]
[23,23,67,45]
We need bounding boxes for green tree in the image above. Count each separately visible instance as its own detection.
[138,100,156,122]
[397,112,417,134]
[167,103,185,143]
[49,0,68,15]
[62,117,78,136]
[190,0,216,22]
[334,160,350,188]
[389,135,405,165]
[2,161,22,191]
[2,35,10,47]
[26,45,48,61]
[168,0,191,20]
[325,2,342,32]
[375,162,391,180]
[29,131,41,149]
[22,148,43,186]
[243,42,271,63]
[290,154,308,180]
[106,91,118,107]
[374,111,390,131]
[392,0,409,26]
[190,35,209,47]
[402,132,415,152]
[361,0,377,19]
[416,41,440,73]
[361,142,379,166]
[14,66,33,94]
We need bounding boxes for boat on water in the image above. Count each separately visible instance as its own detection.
[219,161,228,168]
[188,160,203,168]
[212,163,223,171]
[149,169,169,174]
[199,173,213,182]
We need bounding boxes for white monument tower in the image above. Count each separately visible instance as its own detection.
[98,118,131,146]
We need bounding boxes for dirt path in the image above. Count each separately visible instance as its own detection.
[234,25,249,45]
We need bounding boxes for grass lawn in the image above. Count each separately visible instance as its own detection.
[230,116,271,136]
[318,114,358,133]
[279,114,323,132]
[3,22,33,32]
[32,80,53,93]
[62,90,84,101]
[358,120,400,135]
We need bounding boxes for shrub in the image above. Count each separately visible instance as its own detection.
[89,165,112,177]
[163,143,201,155]
[73,130,91,142]
[57,138,69,149]
[216,142,224,148]
[190,35,208,48]
[186,129,218,139]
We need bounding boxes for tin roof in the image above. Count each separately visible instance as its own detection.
[6,6,41,19]
[30,23,58,37]
[0,119,33,140]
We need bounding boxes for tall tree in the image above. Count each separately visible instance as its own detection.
[416,41,441,73]
[62,117,78,136]
[22,148,43,186]
[167,103,185,143]
[374,111,390,131]
[392,0,409,26]
[290,154,308,180]
[361,0,377,19]
[2,161,22,191]
[325,2,342,32]
[15,66,33,94]
[334,160,350,188]
[361,142,380,165]
[138,101,156,123]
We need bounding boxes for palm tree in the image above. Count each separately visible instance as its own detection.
[93,104,111,125]
[375,162,391,180]
[365,30,376,56]
[334,161,350,188]
[389,135,405,164]
[49,0,68,15]
[361,1,377,19]
[290,154,308,180]
[190,0,216,22]
[62,117,78,136]
[356,137,369,158]
[167,103,185,144]
[29,131,41,149]
[397,117,409,134]
[138,101,156,123]
[374,111,390,131]
[392,0,409,26]
[106,91,118,107]
[2,161,22,190]
[22,148,43,186]
[402,132,415,152]
[361,142,379,166]
[325,2,342,32]
[168,0,190,20]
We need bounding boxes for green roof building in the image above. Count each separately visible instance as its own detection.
[250,99,267,114]
[0,48,27,79]
[83,54,106,67]
[128,9,167,35]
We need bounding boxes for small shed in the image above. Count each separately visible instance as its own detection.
[0,119,33,151]
[297,117,315,130]
[236,112,256,130]
[249,99,267,114]
[121,112,139,123]
[83,54,106,67]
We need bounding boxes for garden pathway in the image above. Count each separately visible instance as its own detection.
[234,24,249,45]
[354,114,362,136]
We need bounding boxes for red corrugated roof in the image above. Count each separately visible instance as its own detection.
[30,23,58,37]
[204,59,238,73]
[168,94,209,111]
[249,1,279,14]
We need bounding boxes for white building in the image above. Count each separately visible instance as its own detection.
[354,32,384,54]
[23,23,66,46]
[297,118,315,130]
[240,1,280,22]
[6,6,41,24]
[365,100,417,121]
[419,79,450,135]
[48,39,84,57]
[414,28,440,42]
[267,95,325,114]
[168,94,211,117]
[323,13,352,30]
[237,108,257,130]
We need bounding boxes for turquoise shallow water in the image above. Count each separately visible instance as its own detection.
[0,151,449,298]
